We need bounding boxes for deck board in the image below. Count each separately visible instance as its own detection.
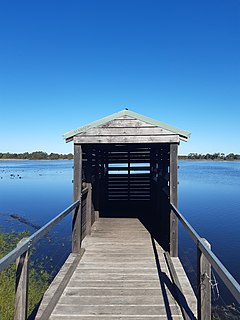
[36,218,197,320]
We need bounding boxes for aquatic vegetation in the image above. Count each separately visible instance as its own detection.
[0,230,50,320]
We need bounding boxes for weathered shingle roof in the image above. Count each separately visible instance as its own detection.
[64,109,191,142]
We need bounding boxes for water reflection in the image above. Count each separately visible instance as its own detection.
[178,160,240,305]
[0,159,240,306]
[0,160,73,231]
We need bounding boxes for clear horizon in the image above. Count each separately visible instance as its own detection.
[0,1,239,155]
[0,150,239,157]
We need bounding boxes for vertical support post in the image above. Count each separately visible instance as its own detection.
[94,148,100,221]
[154,147,160,217]
[150,146,158,226]
[86,183,92,235]
[197,239,211,320]
[99,148,105,217]
[170,143,178,257]
[72,144,82,253]
[158,144,170,252]
[85,147,92,235]
[150,147,155,210]
[127,150,131,202]
[14,238,29,320]
[103,150,108,213]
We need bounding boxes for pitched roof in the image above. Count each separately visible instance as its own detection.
[64,109,191,142]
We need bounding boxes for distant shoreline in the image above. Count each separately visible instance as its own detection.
[0,151,73,161]
[0,152,239,161]
[0,158,72,161]
[179,158,240,161]
[1,158,240,162]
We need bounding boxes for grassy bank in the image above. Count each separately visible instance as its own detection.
[0,230,50,320]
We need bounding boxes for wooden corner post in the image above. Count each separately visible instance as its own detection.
[197,239,211,320]
[72,144,82,253]
[170,143,178,257]
[85,147,93,235]
[14,238,29,320]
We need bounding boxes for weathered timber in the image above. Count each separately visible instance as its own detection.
[85,148,93,235]
[93,149,100,221]
[14,238,29,320]
[37,218,197,319]
[45,316,182,320]
[170,143,178,257]
[100,118,157,128]
[64,109,191,141]
[80,127,175,135]
[73,144,82,202]
[165,252,194,320]
[37,249,85,320]
[197,239,211,320]
[171,203,240,304]
[72,144,82,253]
[74,135,180,144]
[86,184,92,234]
[81,186,88,195]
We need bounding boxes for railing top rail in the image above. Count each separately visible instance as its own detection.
[0,199,80,273]
[82,187,88,195]
[170,203,240,304]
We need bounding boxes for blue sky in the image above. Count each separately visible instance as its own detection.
[0,0,239,155]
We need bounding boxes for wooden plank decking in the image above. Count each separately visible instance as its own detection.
[36,218,197,319]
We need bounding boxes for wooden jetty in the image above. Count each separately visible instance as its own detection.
[0,109,239,320]
[36,218,196,319]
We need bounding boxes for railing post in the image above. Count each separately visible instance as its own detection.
[14,238,29,320]
[197,238,211,320]
[86,184,92,235]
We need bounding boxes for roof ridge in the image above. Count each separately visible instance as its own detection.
[63,109,191,141]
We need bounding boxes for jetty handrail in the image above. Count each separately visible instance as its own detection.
[170,202,240,304]
[0,185,91,319]
[82,186,88,195]
[0,199,80,273]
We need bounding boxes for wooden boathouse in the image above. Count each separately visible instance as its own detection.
[1,109,240,320]
[65,108,191,256]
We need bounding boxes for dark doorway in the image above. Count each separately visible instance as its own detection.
[99,146,153,217]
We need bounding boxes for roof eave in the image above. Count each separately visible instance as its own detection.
[63,110,127,141]
[63,109,191,142]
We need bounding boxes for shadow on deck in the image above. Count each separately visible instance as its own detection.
[101,201,172,253]
[36,217,197,320]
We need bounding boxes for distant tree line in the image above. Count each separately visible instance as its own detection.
[0,151,73,160]
[1,151,239,161]
[179,153,240,160]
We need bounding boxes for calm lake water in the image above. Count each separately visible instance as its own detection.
[0,160,239,305]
